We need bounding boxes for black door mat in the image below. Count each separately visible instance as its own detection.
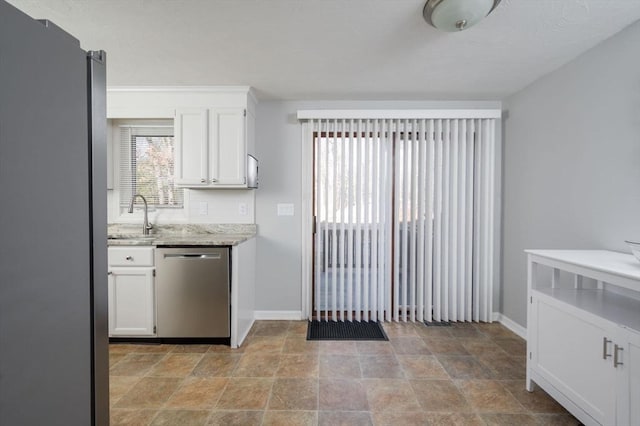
[424,321,451,327]
[307,320,388,341]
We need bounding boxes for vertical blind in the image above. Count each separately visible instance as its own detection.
[308,116,496,323]
[314,120,392,322]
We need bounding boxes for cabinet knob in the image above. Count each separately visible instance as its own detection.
[107,271,112,275]
[125,256,133,261]
[211,178,218,183]
[200,178,206,183]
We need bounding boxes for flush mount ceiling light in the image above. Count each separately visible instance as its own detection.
[423,0,501,32]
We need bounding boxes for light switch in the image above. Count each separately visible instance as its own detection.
[198,201,208,216]
[238,203,248,216]
[277,203,294,216]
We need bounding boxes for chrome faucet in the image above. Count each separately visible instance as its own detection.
[128,194,153,235]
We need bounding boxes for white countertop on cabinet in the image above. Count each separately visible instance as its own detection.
[525,249,640,291]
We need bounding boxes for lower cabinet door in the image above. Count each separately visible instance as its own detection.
[108,267,155,336]
[616,327,640,426]
[533,296,616,425]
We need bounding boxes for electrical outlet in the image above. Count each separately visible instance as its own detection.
[238,203,248,216]
[277,203,294,216]
[198,201,208,216]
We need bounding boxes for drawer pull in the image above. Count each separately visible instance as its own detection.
[125,256,133,261]
[614,344,624,368]
[603,337,612,359]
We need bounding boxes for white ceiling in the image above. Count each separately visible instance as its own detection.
[7,0,640,100]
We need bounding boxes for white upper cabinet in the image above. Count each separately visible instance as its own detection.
[175,107,248,187]
[175,107,209,186]
[211,108,246,185]
[107,87,257,189]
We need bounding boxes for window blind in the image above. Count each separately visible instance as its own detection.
[118,122,183,209]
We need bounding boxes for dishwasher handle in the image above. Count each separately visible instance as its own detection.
[163,253,222,259]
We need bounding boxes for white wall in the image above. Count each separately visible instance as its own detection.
[186,190,255,224]
[502,21,640,327]
[108,188,255,224]
[255,100,502,313]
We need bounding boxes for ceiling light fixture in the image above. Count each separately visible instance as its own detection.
[423,0,501,32]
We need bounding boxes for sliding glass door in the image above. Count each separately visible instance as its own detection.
[310,117,496,323]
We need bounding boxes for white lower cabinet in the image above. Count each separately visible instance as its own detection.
[526,250,640,426]
[531,295,616,424]
[108,247,155,337]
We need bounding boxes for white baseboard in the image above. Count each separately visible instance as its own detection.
[252,310,526,338]
[493,312,527,340]
[254,311,304,321]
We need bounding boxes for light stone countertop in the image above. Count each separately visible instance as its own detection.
[107,224,256,246]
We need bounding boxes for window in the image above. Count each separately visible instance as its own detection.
[118,121,184,211]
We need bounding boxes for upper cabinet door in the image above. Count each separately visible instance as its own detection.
[210,108,246,185]
[175,108,209,186]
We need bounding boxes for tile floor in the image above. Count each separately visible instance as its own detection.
[109,321,580,426]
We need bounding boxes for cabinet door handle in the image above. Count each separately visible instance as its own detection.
[107,271,112,275]
[200,178,206,183]
[125,256,133,261]
[210,178,218,183]
[603,337,612,359]
[614,344,624,368]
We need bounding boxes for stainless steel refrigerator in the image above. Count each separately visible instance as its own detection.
[0,1,109,424]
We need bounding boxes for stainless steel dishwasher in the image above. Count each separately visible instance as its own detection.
[155,247,230,338]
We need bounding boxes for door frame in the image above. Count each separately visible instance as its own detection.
[300,123,314,320]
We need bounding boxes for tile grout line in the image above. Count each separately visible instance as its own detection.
[203,371,234,425]
[209,350,244,419]
[124,348,168,426]
[258,323,289,426]
[210,368,236,415]
[451,378,482,419]
[157,351,207,412]
[110,347,171,412]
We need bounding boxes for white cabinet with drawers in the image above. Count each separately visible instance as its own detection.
[108,246,155,337]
